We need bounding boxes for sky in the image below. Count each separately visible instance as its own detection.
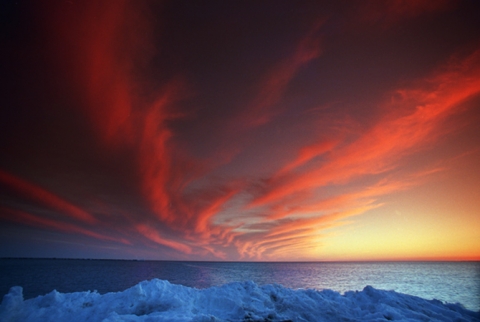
[1,0,480,261]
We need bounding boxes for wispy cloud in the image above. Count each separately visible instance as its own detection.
[56,1,243,256]
[356,0,452,28]
[0,170,97,225]
[0,207,129,245]
[136,224,191,254]
[235,20,324,128]
[251,48,480,208]
[232,47,480,259]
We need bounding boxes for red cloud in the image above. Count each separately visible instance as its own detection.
[251,48,480,208]
[138,82,191,224]
[0,170,97,225]
[47,1,197,245]
[72,1,151,146]
[232,48,480,259]
[357,0,452,28]
[275,140,338,177]
[236,20,324,128]
[47,1,243,257]
[0,207,129,244]
[136,224,192,254]
[192,188,240,235]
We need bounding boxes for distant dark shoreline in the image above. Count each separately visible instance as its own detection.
[1,257,478,263]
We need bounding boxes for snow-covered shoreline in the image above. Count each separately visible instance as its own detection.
[1,279,478,322]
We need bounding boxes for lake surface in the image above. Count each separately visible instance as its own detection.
[1,259,479,311]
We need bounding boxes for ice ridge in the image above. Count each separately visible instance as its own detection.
[1,279,478,321]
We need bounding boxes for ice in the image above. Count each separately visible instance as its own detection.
[1,279,479,321]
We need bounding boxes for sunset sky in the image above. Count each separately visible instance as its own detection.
[1,0,479,261]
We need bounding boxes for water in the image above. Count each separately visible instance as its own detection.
[1,259,479,311]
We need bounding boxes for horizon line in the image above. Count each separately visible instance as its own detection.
[1,257,479,263]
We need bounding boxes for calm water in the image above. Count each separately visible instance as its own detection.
[1,259,479,311]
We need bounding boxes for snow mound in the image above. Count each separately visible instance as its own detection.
[1,279,478,322]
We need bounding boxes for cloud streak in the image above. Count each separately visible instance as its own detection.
[235,20,324,128]
[52,0,241,256]
[0,170,97,225]
[0,207,129,245]
[232,47,480,259]
[357,0,452,28]
[250,48,480,208]
[136,224,192,254]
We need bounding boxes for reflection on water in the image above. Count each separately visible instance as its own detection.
[1,259,479,311]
